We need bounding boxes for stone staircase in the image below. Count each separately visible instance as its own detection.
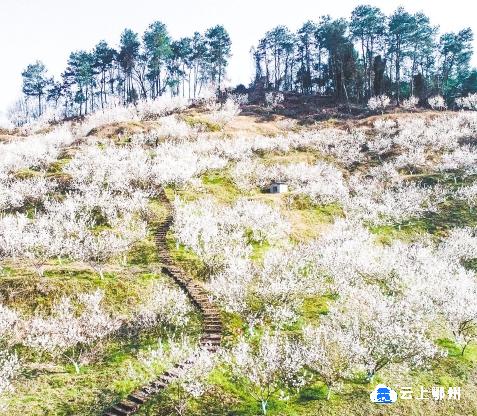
[103,189,223,415]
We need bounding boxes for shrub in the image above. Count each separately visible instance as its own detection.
[207,98,241,127]
[367,95,390,114]
[401,96,419,110]
[456,93,477,110]
[428,95,447,110]
[265,92,284,108]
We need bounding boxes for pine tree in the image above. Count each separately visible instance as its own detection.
[22,61,50,116]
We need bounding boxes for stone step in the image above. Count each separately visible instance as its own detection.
[203,334,221,339]
[202,333,222,339]
[193,297,209,302]
[127,393,146,404]
[204,328,222,334]
[201,337,222,343]
[110,405,129,416]
[150,380,167,389]
[160,373,176,382]
[105,188,224,415]
[205,346,219,352]
[140,386,154,395]
[203,313,220,317]
[204,319,222,324]
[113,401,137,412]
[201,340,221,346]
[163,369,180,378]
[204,323,222,328]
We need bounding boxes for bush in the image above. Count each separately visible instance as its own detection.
[402,96,419,111]
[428,95,447,110]
[265,92,284,108]
[456,93,477,110]
[207,98,241,127]
[367,95,390,114]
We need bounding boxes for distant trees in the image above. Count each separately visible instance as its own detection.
[439,28,474,98]
[387,7,417,103]
[317,16,356,103]
[350,5,385,100]
[19,22,232,120]
[93,40,116,108]
[205,25,232,91]
[21,61,51,116]
[17,4,476,119]
[118,28,141,103]
[63,51,96,116]
[143,21,172,99]
[252,5,474,104]
[256,25,295,91]
[296,21,317,94]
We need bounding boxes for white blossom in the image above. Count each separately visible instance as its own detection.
[23,290,121,373]
[428,95,447,110]
[401,96,419,110]
[225,331,306,415]
[134,282,193,329]
[368,95,390,113]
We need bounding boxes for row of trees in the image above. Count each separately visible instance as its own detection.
[20,22,231,117]
[16,5,477,122]
[252,5,476,103]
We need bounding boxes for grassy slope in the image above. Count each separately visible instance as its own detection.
[1,197,202,415]
[3,115,477,415]
[153,148,477,416]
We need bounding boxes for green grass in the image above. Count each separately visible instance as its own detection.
[181,115,223,132]
[46,158,71,174]
[201,170,242,202]
[0,267,167,316]
[167,169,242,203]
[8,327,201,416]
[371,198,477,243]
[152,166,477,416]
[4,146,477,415]
[127,236,160,265]
[302,295,331,323]
[1,250,203,416]
[250,240,271,262]
[288,198,344,242]
[13,168,40,179]
[167,234,207,280]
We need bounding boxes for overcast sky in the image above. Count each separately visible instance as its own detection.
[0,0,476,114]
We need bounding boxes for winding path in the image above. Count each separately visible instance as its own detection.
[103,189,223,416]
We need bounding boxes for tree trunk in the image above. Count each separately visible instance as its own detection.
[261,400,268,415]
[73,361,80,374]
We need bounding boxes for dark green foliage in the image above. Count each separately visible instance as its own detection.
[252,5,474,105]
[20,4,476,123]
[20,22,232,121]
[205,25,232,91]
[21,60,51,116]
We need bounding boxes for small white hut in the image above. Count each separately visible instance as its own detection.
[269,181,288,194]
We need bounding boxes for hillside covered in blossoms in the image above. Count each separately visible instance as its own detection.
[0,92,477,414]
[1,2,477,415]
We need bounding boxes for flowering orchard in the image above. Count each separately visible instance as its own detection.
[1,98,477,415]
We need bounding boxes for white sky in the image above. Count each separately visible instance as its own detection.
[0,0,476,114]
